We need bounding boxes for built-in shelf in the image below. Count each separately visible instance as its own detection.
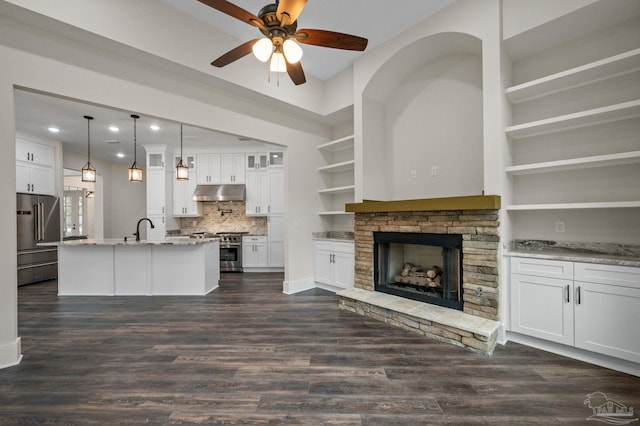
[505,151,640,175]
[318,185,355,195]
[318,135,354,152]
[506,201,640,211]
[318,160,355,173]
[318,211,354,216]
[506,48,640,103]
[506,99,640,139]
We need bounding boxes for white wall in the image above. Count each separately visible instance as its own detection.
[386,53,483,200]
[354,0,503,202]
[502,0,597,40]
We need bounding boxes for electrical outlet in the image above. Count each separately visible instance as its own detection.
[431,166,438,176]
[555,221,565,233]
[410,170,417,179]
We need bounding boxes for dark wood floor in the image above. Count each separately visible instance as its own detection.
[1,273,638,425]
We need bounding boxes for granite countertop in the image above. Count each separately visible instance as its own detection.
[40,237,219,247]
[505,240,640,268]
[312,231,354,242]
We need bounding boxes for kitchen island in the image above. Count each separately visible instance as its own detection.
[42,238,219,296]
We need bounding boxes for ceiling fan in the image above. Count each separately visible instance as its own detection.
[198,0,368,85]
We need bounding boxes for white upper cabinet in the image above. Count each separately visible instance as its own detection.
[245,170,269,216]
[16,138,55,195]
[172,155,201,217]
[196,153,221,184]
[268,151,284,168]
[17,138,54,167]
[220,153,245,184]
[268,170,284,215]
[247,153,268,170]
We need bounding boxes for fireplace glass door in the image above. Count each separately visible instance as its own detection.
[374,232,462,310]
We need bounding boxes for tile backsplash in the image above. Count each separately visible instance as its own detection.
[178,201,268,235]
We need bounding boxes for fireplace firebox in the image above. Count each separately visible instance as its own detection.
[374,232,463,310]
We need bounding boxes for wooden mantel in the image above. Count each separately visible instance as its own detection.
[345,195,501,213]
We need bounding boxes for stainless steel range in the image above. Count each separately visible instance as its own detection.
[216,232,246,272]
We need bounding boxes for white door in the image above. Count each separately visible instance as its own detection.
[314,249,334,285]
[510,274,574,346]
[146,169,165,215]
[334,251,355,289]
[268,170,284,214]
[574,281,640,363]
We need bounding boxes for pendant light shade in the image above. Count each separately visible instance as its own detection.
[128,114,143,182]
[81,115,96,183]
[176,124,189,181]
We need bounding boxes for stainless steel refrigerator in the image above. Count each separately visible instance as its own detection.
[17,193,60,286]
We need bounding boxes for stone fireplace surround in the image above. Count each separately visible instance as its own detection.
[337,196,501,355]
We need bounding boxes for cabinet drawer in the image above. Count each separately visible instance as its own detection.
[314,240,334,251]
[334,242,354,254]
[243,236,267,243]
[510,257,573,280]
[575,263,640,288]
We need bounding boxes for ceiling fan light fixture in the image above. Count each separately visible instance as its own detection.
[252,37,273,62]
[283,39,302,64]
[270,51,287,72]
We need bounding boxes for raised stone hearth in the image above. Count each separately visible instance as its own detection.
[338,195,501,355]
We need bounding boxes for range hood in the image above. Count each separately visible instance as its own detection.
[192,184,246,202]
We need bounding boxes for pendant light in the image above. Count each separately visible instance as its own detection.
[81,115,96,182]
[176,124,189,181]
[128,114,143,182]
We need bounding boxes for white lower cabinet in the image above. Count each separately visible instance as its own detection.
[243,236,268,268]
[573,263,640,363]
[313,240,354,290]
[510,257,640,363]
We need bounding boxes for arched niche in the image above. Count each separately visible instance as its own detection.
[361,32,484,201]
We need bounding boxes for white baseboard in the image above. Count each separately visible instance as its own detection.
[283,277,316,295]
[507,332,640,377]
[244,267,284,273]
[0,337,22,370]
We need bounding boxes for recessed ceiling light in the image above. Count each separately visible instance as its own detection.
[150,125,160,131]
[109,126,119,132]
[48,127,60,133]
[116,152,125,158]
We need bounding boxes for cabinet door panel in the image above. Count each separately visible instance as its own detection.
[268,170,284,214]
[314,250,334,285]
[29,164,55,195]
[16,162,29,192]
[511,274,574,345]
[146,170,165,215]
[574,281,640,363]
[334,251,354,289]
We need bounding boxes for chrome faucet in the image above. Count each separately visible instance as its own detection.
[134,218,154,241]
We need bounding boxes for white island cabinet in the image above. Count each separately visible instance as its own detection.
[48,238,219,296]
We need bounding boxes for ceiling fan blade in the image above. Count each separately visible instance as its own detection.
[286,60,306,85]
[295,29,368,51]
[211,39,260,67]
[276,0,307,26]
[198,0,264,27]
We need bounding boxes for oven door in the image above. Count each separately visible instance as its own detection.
[220,244,242,272]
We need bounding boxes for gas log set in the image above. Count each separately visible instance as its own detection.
[394,263,444,292]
